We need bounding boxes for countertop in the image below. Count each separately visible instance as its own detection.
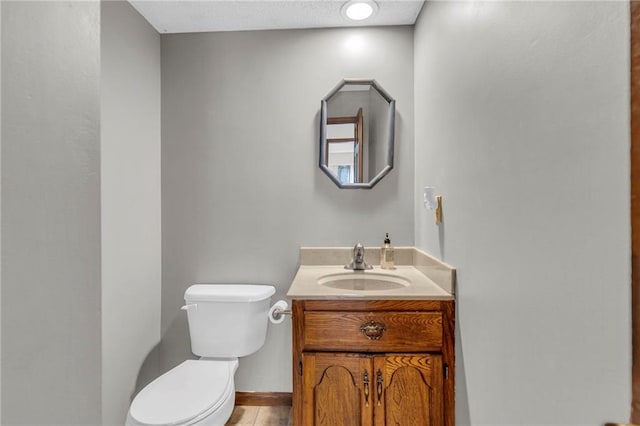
[286,247,456,300]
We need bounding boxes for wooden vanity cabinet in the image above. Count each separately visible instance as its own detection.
[291,299,455,426]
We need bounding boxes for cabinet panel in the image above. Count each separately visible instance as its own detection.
[375,355,443,426]
[302,353,373,426]
[304,311,443,352]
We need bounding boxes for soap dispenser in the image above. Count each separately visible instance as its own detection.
[381,233,395,270]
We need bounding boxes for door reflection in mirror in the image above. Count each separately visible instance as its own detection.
[326,108,363,184]
[319,79,395,189]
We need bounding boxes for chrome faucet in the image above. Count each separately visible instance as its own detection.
[345,243,373,270]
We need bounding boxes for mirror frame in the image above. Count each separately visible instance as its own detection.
[319,78,396,189]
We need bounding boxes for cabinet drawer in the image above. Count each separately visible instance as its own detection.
[303,311,443,352]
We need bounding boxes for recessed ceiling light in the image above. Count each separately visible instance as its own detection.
[342,0,378,21]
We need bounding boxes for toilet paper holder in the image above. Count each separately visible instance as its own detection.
[270,306,291,321]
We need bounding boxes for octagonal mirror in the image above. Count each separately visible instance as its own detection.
[319,79,396,189]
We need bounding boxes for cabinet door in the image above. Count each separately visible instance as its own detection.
[374,354,444,426]
[302,353,373,426]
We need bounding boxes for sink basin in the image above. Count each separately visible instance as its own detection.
[317,272,410,291]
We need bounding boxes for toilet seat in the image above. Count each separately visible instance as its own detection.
[129,359,238,426]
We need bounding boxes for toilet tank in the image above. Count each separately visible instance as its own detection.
[183,284,276,358]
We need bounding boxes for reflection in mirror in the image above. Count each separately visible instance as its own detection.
[319,79,395,189]
[326,109,363,184]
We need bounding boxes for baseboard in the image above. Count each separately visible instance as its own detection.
[604,424,640,426]
[235,392,292,406]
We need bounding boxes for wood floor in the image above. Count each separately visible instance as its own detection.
[225,406,292,425]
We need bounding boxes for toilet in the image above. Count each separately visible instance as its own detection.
[126,284,276,426]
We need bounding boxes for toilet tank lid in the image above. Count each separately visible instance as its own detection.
[185,284,275,302]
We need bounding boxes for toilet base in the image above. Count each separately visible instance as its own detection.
[190,382,235,426]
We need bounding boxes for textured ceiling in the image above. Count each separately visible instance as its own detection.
[128,1,425,34]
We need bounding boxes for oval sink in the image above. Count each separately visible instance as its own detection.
[317,272,410,291]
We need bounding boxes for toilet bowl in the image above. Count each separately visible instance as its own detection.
[126,359,238,426]
[126,284,276,426]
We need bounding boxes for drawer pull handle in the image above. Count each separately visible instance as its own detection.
[360,321,386,340]
[376,369,383,406]
[363,370,370,407]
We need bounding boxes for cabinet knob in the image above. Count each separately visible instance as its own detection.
[360,320,386,340]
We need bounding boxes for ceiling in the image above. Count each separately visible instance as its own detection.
[128,0,425,34]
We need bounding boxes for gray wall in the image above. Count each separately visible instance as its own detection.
[414,2,630,424]
[101,2,161,425]
[1,1,102,424]
[161,27,414,391]
[1,1,3,421]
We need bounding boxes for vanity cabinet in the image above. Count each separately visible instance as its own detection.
[291,299,454,426]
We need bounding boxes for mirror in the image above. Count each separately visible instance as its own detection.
[319,79,395,189]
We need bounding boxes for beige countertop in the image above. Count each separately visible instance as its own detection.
[286,247,456,300]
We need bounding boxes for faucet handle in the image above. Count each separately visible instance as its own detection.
[345,243,372,270]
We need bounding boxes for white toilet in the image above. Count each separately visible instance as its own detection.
[126,284,276,426]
